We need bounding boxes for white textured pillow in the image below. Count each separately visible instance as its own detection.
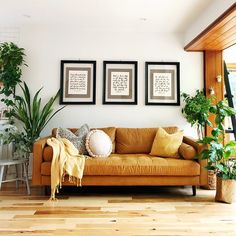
[86,130,112,158]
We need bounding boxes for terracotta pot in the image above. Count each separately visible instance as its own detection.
[215,177,236,203]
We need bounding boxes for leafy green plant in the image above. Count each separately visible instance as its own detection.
[0,125,31,158]
[0,42,27,108]
[199,100,236,180]
[8,82,65,153]
[181,90,212,139]
[0,42,27,126]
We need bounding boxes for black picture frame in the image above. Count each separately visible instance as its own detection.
[60,60,96,105]
[145,62,180,106]
[103,61,138,105]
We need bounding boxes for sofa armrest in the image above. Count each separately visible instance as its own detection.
[183,136,208,186]
[32,136,51,185]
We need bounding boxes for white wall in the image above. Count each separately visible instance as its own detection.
[18,25,203,137]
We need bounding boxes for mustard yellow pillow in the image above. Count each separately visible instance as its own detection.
[150,127,183,158]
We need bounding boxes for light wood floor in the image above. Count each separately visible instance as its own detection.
[0,183,236,236]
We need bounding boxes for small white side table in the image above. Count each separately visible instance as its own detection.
[0,159,30,195]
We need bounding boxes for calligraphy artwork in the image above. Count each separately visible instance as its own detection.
[103,61,137,104]
[65,68,90,98]
[60,60,96,104]
[150,69,174,99]
[145,62,180,106]
[108,69,132,99]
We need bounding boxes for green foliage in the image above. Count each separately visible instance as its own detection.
[198,100,236,180]
[0,42,65,157]
[8,82,65,153]
[0,125,32,157]
[181,90,212,139]
[0,42,26,97]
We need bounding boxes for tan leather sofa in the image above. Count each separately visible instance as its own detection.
[32,127,208,195]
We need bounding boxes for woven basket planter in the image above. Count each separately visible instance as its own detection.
[215,177,236,204]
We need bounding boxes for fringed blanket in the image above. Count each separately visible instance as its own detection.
[47,137,85,200]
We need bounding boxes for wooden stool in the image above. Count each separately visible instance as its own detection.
[0,159,30,195]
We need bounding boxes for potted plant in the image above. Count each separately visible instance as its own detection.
[8,82,65,155]
[181,90,212,139]
[199,100,236,203]
[2,82,65,178]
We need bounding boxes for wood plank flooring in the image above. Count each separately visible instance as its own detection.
[0,183,236,236]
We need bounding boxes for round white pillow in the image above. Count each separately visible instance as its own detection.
[85,130,112,158]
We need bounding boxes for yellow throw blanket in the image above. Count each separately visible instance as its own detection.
[47,137,86,200]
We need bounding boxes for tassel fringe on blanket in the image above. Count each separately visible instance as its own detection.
[47,137,86,200]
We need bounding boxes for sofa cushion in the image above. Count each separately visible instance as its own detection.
[56,127,82,150]
[116,127,179,154]
[179,143,197,160]
[52,127,116,153]
[41,153,200,176]
[86,130,112,158]
[93,127,116,153]
[52,128,77,137]
[150,128,183,158]
[55,124,90,155]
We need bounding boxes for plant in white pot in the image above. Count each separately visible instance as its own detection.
[199,100,236,203]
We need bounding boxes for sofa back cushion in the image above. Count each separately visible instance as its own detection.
[116,127,179,154]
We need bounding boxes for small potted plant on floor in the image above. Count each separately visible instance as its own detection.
[199,100,236,203]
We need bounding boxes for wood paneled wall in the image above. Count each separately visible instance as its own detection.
[204,50,224,136]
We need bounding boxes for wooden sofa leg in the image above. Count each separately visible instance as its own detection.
[192,186,196,196]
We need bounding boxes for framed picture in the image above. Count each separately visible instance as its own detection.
[145,62,180,106]
[60,60,96,104]
[103,61,138,104]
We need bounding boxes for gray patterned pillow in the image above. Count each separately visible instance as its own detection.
[75,124,90,155]
[56,124,90,155]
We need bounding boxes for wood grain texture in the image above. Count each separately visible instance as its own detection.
[0,183,236,235]
[204,50,224,138]
[185,3,236,51]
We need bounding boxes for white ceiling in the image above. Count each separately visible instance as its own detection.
[0,0,215,33]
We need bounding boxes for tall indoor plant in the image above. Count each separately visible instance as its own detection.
[199,100,236,203]
[8,82,65,155]
[181,90,212,139]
